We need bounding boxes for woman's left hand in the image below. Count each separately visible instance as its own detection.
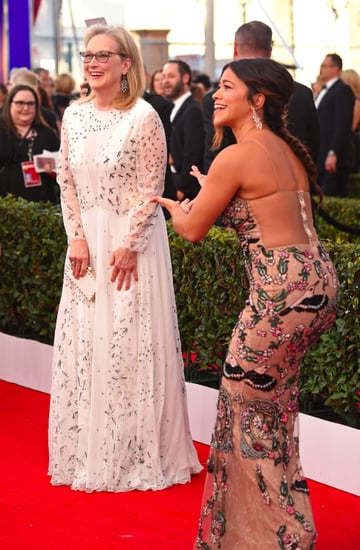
[110,248,138,290]
[152,196,194,215]
[151,195,177,214]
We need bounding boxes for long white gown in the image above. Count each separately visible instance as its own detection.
[48,98,202,492]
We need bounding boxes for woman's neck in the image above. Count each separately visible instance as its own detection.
[233,119,262,143]
[15,123,32,138]
[93,93,115,111]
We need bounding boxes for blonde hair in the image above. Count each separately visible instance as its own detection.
[79,25,145,109]
[54,73,76,95]
[11,68,40,89]
[341,68,360,99]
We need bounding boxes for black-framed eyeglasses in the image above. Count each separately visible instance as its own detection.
[79,50,127,63]
[12,100,36,108]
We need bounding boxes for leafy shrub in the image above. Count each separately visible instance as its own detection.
[0,195,66,341]
[0,195,359,423]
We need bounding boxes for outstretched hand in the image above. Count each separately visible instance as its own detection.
[190,165,207,187]
[151,195,178,214]
[152,196,194,215]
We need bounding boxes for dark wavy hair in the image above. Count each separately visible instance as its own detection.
[213,58,317,187]
[1,84,47,137]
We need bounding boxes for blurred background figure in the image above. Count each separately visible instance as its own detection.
[315,53,355,196]
[162,59,204,200]
[0,84,60,203]
[191,81,206,106]
[8,67,60,136]
[191,71,212,106]
[33,67,55,101]
[341,68,360,173]
[192,71,212,92]
[52,73,77,119]
[149,68,165,96]
[0,82,8,110]
[312,75,326,99]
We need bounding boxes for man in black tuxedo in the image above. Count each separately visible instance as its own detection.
[143,90,176,207]
[203,21,320,172]
[315,53,355,197]
[162,60,204,200]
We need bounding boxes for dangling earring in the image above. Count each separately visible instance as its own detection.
[121,74,129,94]
[251,106,263,130]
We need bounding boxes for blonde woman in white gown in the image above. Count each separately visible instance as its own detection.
[48,25,201,492]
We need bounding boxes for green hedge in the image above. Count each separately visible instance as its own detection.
[314,196,360,244]
[0,196,65,340]
[0,195,359,425]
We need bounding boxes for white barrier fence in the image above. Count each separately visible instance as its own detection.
[1,332,359,496]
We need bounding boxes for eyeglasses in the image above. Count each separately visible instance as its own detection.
[79,50,126,63]
[12,100,36,108]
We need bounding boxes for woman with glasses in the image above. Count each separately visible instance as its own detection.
[0,84,60,203]
[48,25,201,493]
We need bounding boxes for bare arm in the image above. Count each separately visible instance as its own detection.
[153,145,244,241]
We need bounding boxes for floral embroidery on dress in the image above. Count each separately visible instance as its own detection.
[195,195,338,549]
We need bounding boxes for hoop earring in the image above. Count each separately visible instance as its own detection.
[251,106,263,130]
[121,74,129,94]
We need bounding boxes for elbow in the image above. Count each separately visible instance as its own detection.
[173,221,206,243]
[181,227,207,243]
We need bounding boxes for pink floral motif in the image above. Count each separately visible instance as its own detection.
[286,343,298,355]
[279,250,290,259]
[298,280,308,290]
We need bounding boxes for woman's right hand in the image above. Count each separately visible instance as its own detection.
[69,239,89,278]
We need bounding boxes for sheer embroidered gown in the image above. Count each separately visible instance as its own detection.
[195,186,339,548]
[48,99,202,492]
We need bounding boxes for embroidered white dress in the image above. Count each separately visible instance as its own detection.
[48,99,202,492]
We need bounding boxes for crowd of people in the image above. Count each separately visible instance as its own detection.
[1,23,359,205]
[1,18,354,548]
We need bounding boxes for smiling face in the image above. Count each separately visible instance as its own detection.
[162,62,188,100]
[212,67,253,130]
[10,88,37,129]
[83,33,131,97]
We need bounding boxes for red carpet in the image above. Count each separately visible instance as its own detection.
[0,380,358,549]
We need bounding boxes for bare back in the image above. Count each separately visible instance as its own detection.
[229,130,316,249]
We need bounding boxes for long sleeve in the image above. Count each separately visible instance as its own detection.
[121,108,167,252]
[57,101,167,252]
[57,112,86,243]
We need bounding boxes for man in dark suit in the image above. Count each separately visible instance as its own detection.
[143,90,176,206]
[315,53,355,197]
[162,60,204,200]
[203,21,320,172]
